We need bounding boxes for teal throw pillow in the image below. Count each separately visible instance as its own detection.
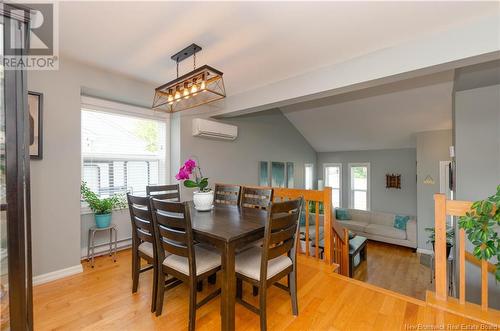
[336,208,351,220]
[394,215,410,230]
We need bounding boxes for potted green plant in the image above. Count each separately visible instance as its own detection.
[425,226,455,259]
[458,185,500,282]
[81,182,126,228]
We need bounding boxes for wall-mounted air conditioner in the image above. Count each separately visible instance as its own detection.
[192,118,238,140]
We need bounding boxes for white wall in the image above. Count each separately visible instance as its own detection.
[317,148,417,216]
[416,130,452,250]
[28,57,157,277]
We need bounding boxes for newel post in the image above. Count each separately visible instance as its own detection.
[323,187,333,264]
[434,194,448,301]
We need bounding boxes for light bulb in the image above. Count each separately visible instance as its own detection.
[167,94,173,102]
[191,84,198,94]
[174,90,181,100]
[200,80,206,90]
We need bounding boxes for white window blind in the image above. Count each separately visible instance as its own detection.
[81,108,167,199]
[324,163,342,208]
[349,163,370,211]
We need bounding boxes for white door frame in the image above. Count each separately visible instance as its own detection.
[439,160,452,198]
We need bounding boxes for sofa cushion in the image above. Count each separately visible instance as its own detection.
[338,220,368,233]
[348,209,371,224]
[370,211,398,227]
[365,224,406,240]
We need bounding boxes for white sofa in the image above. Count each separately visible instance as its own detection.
[336,209,417,249]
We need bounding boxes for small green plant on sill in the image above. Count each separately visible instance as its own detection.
[458,184,500,282]
[81,182,126,215]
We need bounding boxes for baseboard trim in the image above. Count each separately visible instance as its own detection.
[81,238,132,260]
[33,264,83,286]
[417,248,434,255]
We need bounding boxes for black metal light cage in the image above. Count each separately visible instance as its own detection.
[152,44,226,113]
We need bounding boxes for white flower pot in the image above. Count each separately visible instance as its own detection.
[193,190,214,211]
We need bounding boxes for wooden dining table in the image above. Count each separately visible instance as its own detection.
[188,201,268,331]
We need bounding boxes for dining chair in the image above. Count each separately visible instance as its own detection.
[146,184,181,201]
[234,198,303,331]
[240,186,274,210]
[126,194,158,313]
[213,183,241,206]
[150,199,221,331]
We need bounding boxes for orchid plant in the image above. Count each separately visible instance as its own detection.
[175,158,210,192]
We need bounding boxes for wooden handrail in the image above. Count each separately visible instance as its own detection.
[273,186,349,276]
[433,194,496,313]
[465,251,497,275]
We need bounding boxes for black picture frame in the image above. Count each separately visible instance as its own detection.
[28,91,43,159]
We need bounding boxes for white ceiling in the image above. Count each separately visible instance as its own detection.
[59,1,496,96]
[281,71,454,152]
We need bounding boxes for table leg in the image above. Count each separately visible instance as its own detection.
[221,242,236,331]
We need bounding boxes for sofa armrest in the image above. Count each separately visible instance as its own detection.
[406,219,417,243]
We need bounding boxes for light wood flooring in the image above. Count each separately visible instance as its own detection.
[33,249,483,331]
[353,241,433,300]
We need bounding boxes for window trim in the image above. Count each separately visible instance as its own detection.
[348,162,371,211]
[323,163,342,208]
[304,163,314,190]
[80,97,170,214]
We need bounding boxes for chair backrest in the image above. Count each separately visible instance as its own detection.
[150,199,196,276]
[240,186,274,210]
[260,198,303,281]
[214,183,241,206]
[146,184,181,202]
[127,194,156,252]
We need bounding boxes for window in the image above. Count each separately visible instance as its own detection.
[305,164,314,190]
[349,163,370,210]
[324,163,342,208]
[81,100,168,202]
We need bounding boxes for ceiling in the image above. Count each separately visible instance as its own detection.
[59,1,496,96]
[281,71,454,152]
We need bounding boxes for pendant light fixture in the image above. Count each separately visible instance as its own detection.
[152,44,226,113]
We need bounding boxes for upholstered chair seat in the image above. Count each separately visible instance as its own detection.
[235,246,292,281]
[162,244,221,276]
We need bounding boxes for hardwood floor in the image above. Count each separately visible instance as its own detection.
[353,241,433,300]
[33,249,482,331]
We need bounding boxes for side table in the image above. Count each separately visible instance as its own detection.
[87,224,118,268]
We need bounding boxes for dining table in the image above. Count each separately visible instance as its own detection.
[188,201,269,331]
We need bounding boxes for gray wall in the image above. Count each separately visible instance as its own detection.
[177,109,317,199]
[317,149,417,216]
[454,83,500,309]
[28,57,156,277]
[416,130,452,250]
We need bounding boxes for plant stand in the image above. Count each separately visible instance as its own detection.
[430,252,455,296]
[87,224,118,268]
